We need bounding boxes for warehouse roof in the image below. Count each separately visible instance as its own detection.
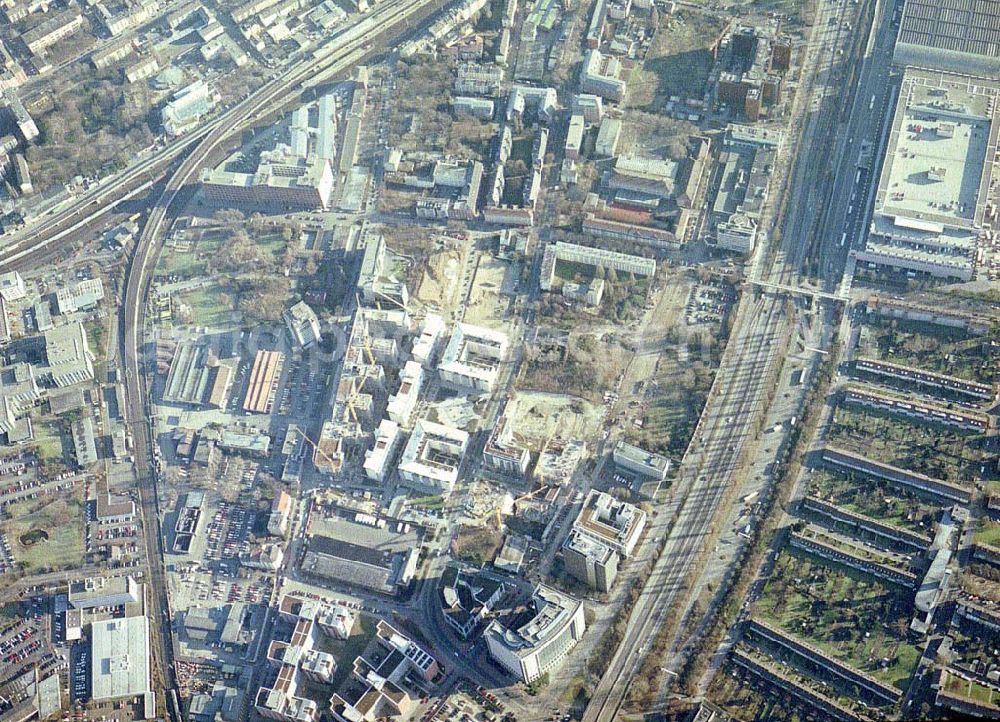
[91,616,151,701]
[874,69,999,230]
[894,0,1000,77]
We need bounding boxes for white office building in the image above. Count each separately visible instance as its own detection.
[484,585,586,683]
[363,419,402,483]
[56,278,105,315]
[386,361,424,427]
[438,323,509,393]
[283,301,322,348]
[0,271,26,302]
[398,419,469,495]
[162,80,218,136]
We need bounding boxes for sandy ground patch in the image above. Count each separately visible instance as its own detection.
[416,247,466,315]
[463,255,515,328]
[506,390,606,450]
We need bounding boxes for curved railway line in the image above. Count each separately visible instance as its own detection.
[110,0,449,717]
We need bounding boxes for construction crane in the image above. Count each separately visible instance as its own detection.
[344,372,370,425]
[489,485,553,529]
[373,288,408,311]
[293,426,341,473]
[360,327,376,366]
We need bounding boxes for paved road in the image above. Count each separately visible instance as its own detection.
[689,0,903,699]
[113,1,453,718]
[579,0,881,718]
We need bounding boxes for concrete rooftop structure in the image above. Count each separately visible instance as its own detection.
[860,69,1000,279]
[894,0,1000,78]
[874,71,997,230]
[91,615,152,710]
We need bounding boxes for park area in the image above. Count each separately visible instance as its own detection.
[828,404,987,484]
[806,468,938,540]
[627,9,726,109]
[155,211,295,329]
[754,549,921,697]
[855,318,999,386]
[975,518,1000,550]
[940,670,1000,708]
[0,487,85,572]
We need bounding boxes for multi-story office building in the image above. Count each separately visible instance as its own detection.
[398,419,469,495]
[563,531,618,592]
[572,490,646,557]
[438,323,509,393]
[579,49,626,102]
[484,585,586,682]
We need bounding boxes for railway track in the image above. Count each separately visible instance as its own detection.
[0,0,446,272]
[580,0,865,716]
[113,0,450,717]
[582,294,786,722]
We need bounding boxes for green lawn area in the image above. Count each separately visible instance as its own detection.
[156,230,224,281]
[2,489,85,572]
[975,521,1000,548]
[173,283,238,328]
[256,231,289,259]
[408,495,445,510]
[829,404,986,483]
[554,259,596,284]
[857,318,999,386]
[807,469,937,539]
[756,550,921,696]
[157,248,208,280]
[943,670,1000,706]
[28,415,68,465]
[509,137,534,165]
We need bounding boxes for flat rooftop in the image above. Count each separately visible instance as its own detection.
[91,615,151,701]
[894,0,1000,77]
[874,69,999,230]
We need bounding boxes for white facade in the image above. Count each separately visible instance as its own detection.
[91,616,152,704]
[0,271,26,302]
[162,80,217,136]
[565,114,585,159]
[438,323,509,393]
[56,278,105,315]
[579,49,626,102]
[412,314,445,366]
[363,419,402,483]
[594,117,621,157]
[283,301,322,348]
[386,361,424,427]
[398,419,469,495]
[484,585,586,683]
[573,490,647,557]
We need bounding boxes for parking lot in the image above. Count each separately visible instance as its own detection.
[204,501,253,563]
[0,534,14,574]
[685,279,736,326]
[0,601,62,692]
